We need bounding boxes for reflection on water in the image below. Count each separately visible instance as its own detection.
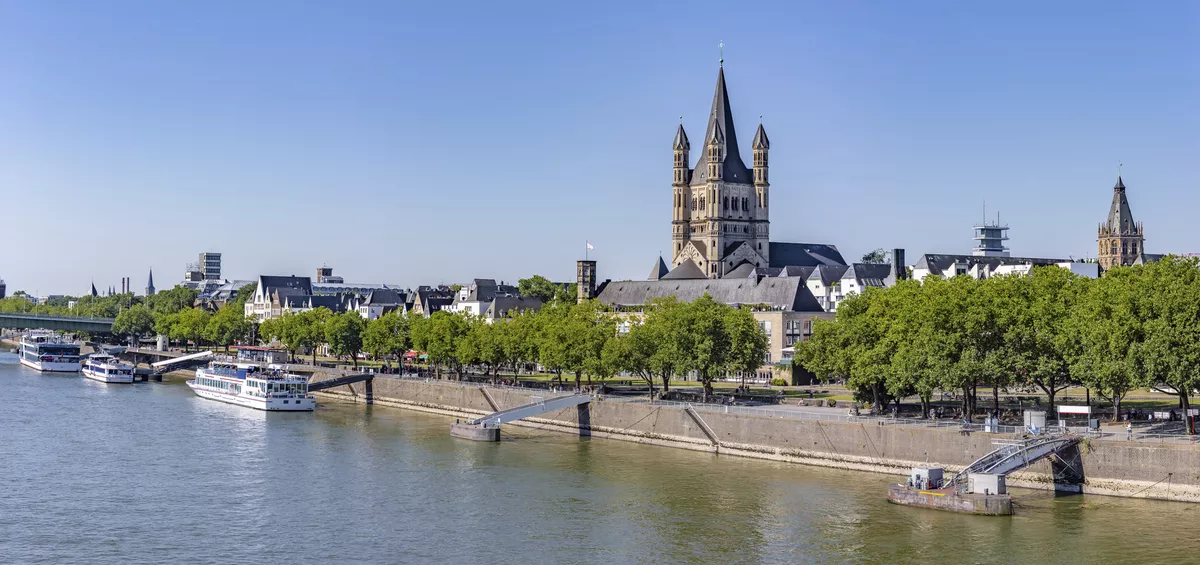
[1,361,1197,564]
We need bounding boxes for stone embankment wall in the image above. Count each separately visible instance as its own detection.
[312,375,1200,502]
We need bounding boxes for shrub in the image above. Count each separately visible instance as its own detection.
[770,377,788,387]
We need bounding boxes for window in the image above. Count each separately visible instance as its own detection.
[742,197,748,211]
[723,196,729,210]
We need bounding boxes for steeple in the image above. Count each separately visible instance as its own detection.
[691,65,751,185]
[1104,175,1138,235]
[673,123,690,151]
[752,122,769,150]
[145,268,156,296]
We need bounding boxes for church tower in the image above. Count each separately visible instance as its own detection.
[671,61,769,278]
[672,123,691,262]
[1097,174,1144,270]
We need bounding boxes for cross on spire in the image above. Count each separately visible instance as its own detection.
[719,40,724,66]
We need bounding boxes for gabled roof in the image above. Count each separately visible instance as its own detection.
[689,66,752,186]
[648,257,670,281]
[596,276,825,313]
[843,263,892,288]
[260,275,313,297]
[661,259,707,280]
[913,254,1067,277]
[484,296,544,319]
[723,262,758,279]
[807,264,849,286]
[1103,175,1139,235]
[768,242,847,268]
[363,289,405,306]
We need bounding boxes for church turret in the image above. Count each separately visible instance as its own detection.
[752,122,770,261]
[672,124,691,258]
[145,268,156,296]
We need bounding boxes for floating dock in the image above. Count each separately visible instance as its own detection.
[887,484,1012,516]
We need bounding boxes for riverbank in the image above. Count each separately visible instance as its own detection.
[310,374,1200,503]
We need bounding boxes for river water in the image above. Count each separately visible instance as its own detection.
[2,356,1197,564]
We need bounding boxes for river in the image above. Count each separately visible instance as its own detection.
[1,356,1197,564]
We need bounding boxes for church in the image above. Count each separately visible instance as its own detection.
[666,61,845,280]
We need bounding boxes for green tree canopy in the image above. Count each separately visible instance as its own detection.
[325,311,366,368]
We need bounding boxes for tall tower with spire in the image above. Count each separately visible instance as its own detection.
[1097,174,1144,270]
[145,269,156,296]
[670,59,770,278]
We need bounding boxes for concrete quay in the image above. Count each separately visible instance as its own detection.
[308,374,1200,504]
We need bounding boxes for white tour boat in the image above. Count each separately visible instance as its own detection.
[19,331,82,372]
[82,353,135,383]
[187,359,315,411]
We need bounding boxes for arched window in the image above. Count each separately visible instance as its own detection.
[723,196,729,210]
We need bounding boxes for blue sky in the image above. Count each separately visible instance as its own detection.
[1,1,1196,295]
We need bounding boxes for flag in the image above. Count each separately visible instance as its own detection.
[586,241,594,250]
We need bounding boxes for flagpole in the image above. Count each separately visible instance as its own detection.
[585,241,588,261]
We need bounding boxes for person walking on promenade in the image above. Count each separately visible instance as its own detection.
[1127,421,1133,441]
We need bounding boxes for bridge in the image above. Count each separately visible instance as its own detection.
[946,435,1083,491]
[0,312,115,333]
[308,373,374,392]
[452,393,594,441]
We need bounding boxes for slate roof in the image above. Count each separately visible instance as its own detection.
[673,124,690,151]
[752,123,769,150]
[260,275,312,297]
[807,264,849,286]
[843,263,892,288]
[363,289,405,306]
[913,254,1066,277]
[484,296,544,320]
[768,242,847,267]
[723,262,758,279]
[648,257,670,281]
[596,276,825,312]
[1103,175,1139,234]
[689,66,753,186]
[661,259,707,280]
[1132,252,1165,265]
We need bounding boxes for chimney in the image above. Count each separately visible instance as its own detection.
[889,248,907,285]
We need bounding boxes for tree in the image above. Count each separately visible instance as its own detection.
[145,286,198,316]
[518,275,560,303]
[325,311,366,368]
[234,283,257,306]
[299,308,333,364]
[861,248,888,264]
[458,316,505,381]
[681,294,732,401]
[174,307,211,351]
[1131,257,1200,433]
[420,311,469,378]
[725,306,769,391]
[1071,268,1140,421]
[207,304,252,352]
[362,311,409,362]
[112,304,155,344]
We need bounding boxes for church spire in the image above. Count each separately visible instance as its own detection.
[692,65,750,184]
[146,268,156,296]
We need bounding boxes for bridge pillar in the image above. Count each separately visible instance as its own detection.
[451,422,500,441]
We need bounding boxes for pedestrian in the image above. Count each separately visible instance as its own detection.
[1127,421,1133,441]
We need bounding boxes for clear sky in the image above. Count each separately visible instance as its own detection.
[1,1,1196,295]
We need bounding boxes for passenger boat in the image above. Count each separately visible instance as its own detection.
[19,331,82,372]
[82,353,135,383]
[187,359,315,411]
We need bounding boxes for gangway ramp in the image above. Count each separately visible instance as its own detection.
[946,435,1081,490]
[452,393,593,441]
[470,393,593,427]
[151,350,213,373]
[307,373,373,392]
